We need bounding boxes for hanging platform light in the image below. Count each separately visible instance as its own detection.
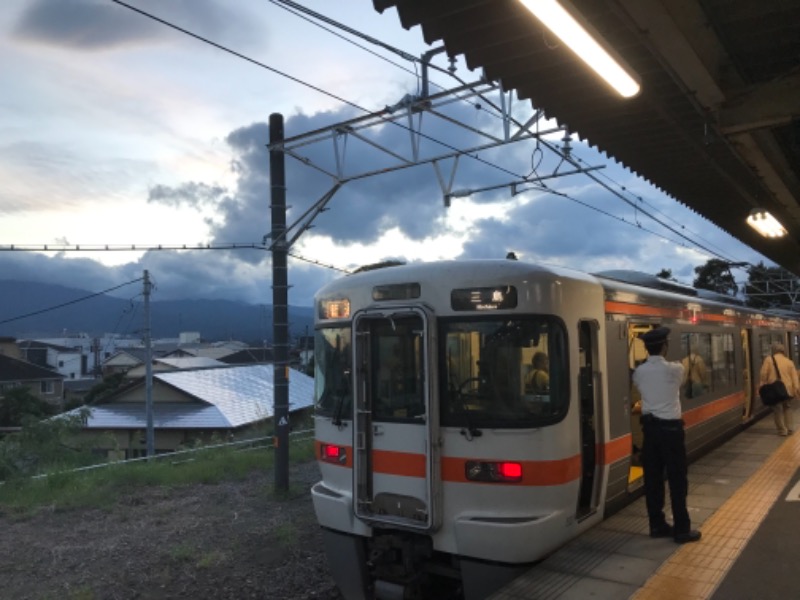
[746,209,787,238]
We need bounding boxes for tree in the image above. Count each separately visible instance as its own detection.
[744,262,800,310]
[83,373,125,406]
[656,268,673,280]
[0,387,56,427]
[693,259,738,296]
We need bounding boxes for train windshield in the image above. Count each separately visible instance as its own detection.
[441,316,568,428]
[314,327,353,420]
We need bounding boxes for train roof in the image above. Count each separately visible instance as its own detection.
[317,260,798,324]
[592,270,746,306]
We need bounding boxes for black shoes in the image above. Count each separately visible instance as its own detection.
[649,524,674,538]
[674,530,702,544]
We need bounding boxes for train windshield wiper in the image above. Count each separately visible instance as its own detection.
[459,398,483,441]
[332,392,345,426]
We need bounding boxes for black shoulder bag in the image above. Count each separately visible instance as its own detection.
[759,355,791,406]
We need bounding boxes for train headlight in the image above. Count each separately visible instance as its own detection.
[465,460,523,483]
[319,298,350,320]
[320,443,347,465]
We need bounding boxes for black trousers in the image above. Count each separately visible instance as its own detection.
[640,415,690,533]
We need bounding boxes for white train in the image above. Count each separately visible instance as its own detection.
[310,259,800,599]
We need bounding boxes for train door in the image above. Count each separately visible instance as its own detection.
[741,329,753,420]
[577,320,600,519]
[352,308,435,531]
[627,322,653,489]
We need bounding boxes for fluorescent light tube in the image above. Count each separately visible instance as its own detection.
[746,209,787,238]
[519,0,641,98]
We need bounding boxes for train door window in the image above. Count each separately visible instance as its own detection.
[440,317,568,428]
[680,333,711,399]
[314,327,353,419]
[710,333,736,388]
[627,323,654,479]
[792,333,800,369]
[371,316,425,421]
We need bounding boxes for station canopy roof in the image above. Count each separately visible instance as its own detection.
[373,0,800,276]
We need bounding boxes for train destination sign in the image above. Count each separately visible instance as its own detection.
[451,286,518,311]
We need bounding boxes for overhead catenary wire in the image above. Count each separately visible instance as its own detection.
[102,0,768,276]
[263,0,750,268]
[107,0,528,183]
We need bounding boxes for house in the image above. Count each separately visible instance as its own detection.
[291,335,314,370]
[101,348,148,377]
[17,340,87,381]
[173,340,250,361]
[63,364,314,458]
[124,356,225,379]
[218,347,274,365]
[0,337,22,359]
[0,353,65,409]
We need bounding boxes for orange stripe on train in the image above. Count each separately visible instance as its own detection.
[315,393,745,482]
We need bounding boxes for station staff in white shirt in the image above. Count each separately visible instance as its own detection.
[633,326,701,544]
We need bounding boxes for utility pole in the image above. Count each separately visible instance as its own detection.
[270,113,290,491]
[143,270,155,458]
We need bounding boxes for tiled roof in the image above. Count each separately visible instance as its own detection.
[70,402,229,429]
[0,353,64,383]
[154,357,225,369]
[66,364,314,430]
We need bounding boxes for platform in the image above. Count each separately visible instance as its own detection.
[490,406,800,600]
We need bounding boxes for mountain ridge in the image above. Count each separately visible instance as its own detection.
[0,280,314,343]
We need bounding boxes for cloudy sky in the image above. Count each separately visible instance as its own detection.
[0,0,774,311]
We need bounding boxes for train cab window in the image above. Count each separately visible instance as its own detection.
[314,327,353,420]
[440,317,568,428]
[680,333,711,399]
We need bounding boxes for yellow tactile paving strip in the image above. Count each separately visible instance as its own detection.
[631,431,800,600]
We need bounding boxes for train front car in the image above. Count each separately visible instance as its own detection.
[311,260,608,600]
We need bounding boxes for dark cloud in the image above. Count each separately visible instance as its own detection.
[14,0,261,50]
[0,103,764,311]
[148,182,228,209]
[14,0,164,49]
[221,104,536,249]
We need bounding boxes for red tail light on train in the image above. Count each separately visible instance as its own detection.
[465,460,523,483]
[320,443,347,465]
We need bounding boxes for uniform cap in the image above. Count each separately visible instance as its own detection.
[640,327,671,344]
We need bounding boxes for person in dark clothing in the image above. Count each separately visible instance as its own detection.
[632,327,702,544]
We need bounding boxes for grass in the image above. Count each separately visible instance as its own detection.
[0,436,316,516]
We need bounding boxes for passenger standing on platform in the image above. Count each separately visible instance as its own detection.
[759,342,800,436]
[632,327,702,544]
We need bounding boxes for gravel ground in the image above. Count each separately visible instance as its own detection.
[0,460,344,600]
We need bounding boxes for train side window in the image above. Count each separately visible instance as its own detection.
[711,333,736,388]
[681,333,711,398]
[314,327,353,419]
[758,333,785,363]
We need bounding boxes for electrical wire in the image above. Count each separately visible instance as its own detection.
[108,0,527,182]
[0,279,143,326]
[107,0,765,275]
